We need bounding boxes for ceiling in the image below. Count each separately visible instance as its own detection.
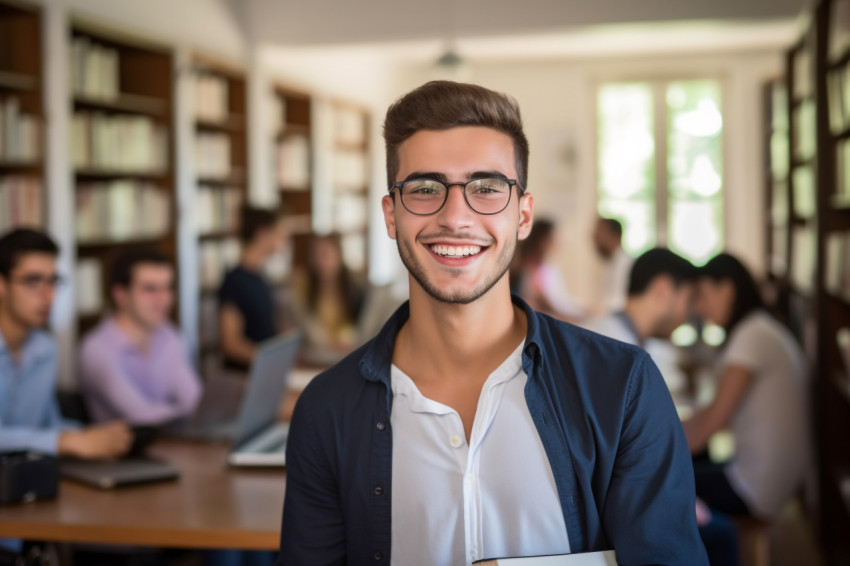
[232,0,807,47]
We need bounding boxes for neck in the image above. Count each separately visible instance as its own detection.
[623,297,655,343]
[0,308,31,359]
[397,278,525,382]
[113,311,153,350]
[240,246,266,271]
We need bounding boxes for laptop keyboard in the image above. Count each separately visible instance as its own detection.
[239,423,289,453]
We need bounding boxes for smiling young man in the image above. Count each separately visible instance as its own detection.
[278,81,707,566]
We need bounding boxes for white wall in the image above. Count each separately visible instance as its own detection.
[390,50,783,307]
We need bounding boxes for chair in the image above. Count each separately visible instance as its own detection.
[734,516,771,566]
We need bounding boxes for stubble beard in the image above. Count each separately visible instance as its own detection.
[396,234,517,305]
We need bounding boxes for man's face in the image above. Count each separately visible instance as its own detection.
[114,263,174,331]
[382,126,533,305]
[593,221,613,259]
[0,253,58,329]
[655,280,695,339]
[255,221,288,260]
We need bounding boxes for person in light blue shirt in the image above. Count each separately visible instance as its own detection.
[0,228,131,458]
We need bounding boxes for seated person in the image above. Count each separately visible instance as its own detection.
[684,253,811,520]
[292,233,365,366]
[583,248,738,566]
[514,218,586,322]
[0,228,131,457]
[79,249,201,426]
[218,206,288,371]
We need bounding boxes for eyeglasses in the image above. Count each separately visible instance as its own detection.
[10,274,64,292]
[389,177,521,216]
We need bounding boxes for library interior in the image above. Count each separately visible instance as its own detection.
[1,0,849,565]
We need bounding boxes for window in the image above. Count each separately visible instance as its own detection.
[597,80,724,265]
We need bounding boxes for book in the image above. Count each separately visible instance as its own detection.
[75,181,170,243]
[75,258,103,316]
[276,134,310,189]
[194,132,232,179]
[473,550,617,566]
[0,176,43,232]
[70,36,119,100]
[73,111,168,173]
[194,72,229,123]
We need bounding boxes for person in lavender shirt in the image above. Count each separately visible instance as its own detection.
[79,249,201,426]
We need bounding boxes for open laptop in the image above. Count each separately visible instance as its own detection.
[225,331,301,467]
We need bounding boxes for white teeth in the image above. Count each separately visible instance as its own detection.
[430,244,482,257]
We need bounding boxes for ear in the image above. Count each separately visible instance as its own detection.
[517,192,534,241]
[112,285,127,310]
[382,194,397,240]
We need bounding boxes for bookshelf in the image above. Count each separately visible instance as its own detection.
[191,54,248,371]
[0,0,44,233]
[273,84,313,281]
[817,1,850,563]
[328,101,370,276]
[69,22,176,336]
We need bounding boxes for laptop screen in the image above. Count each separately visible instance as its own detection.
[232,331,301,447]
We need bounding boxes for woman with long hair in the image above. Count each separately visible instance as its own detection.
[683,253,811,520]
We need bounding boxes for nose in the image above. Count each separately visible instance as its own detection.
[436,184,475,230]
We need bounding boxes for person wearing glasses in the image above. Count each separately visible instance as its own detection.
[0,228,132,458]
[278,81,706,566]
[78,249,201,426]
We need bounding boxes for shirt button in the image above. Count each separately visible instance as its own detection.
[466,474,475,483]
[374,486,383,495]
[374,551,383,560]
[376,421,386,431]
[449,435,463,448]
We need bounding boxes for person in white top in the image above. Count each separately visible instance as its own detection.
[592,217,632,314]
[683,253,811,520]
[584,248,740,566]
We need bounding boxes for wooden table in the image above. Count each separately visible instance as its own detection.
[0,441,286,550]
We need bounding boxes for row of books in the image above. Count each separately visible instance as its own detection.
[72,112,169,173]
[333,107,367,146]
[333,149,369,190]
[74,258,104,316]
[199,237,240,290]
[197,186,242,235]
[333,193,368,233]
[75,181,170,243]
[0,176,42,233]
[828,64,850,136]
[826,230,850,301]
[194,132,232,179]
[276,134,310,189]
[70,36,120,101]
[1,97,41,162]
[194,73,230,123]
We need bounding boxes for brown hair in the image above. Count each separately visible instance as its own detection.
[383,80,529,190]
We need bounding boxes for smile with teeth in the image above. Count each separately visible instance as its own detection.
[429,244,483,257]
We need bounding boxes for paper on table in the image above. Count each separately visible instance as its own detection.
[473,550,617,566]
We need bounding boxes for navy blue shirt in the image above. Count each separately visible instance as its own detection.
[218,266,276,370]
[278,296,707,566]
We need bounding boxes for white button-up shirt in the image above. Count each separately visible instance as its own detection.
[390,342,570,566]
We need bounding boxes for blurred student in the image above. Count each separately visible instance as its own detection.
[515,218,585,322]
[0,228,131,457]
[292,233,365,366]
[592,216,632,314]
[684,253,811,521]
[218,206,288,371]
[584,248,738,566]
[79,249,201,426]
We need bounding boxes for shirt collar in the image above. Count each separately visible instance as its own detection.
[359,294,545,391]
[0,327,53,366]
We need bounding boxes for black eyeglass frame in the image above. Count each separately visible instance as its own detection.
[388,177,523,216]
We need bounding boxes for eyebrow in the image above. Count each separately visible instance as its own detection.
[400,170,510,183]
